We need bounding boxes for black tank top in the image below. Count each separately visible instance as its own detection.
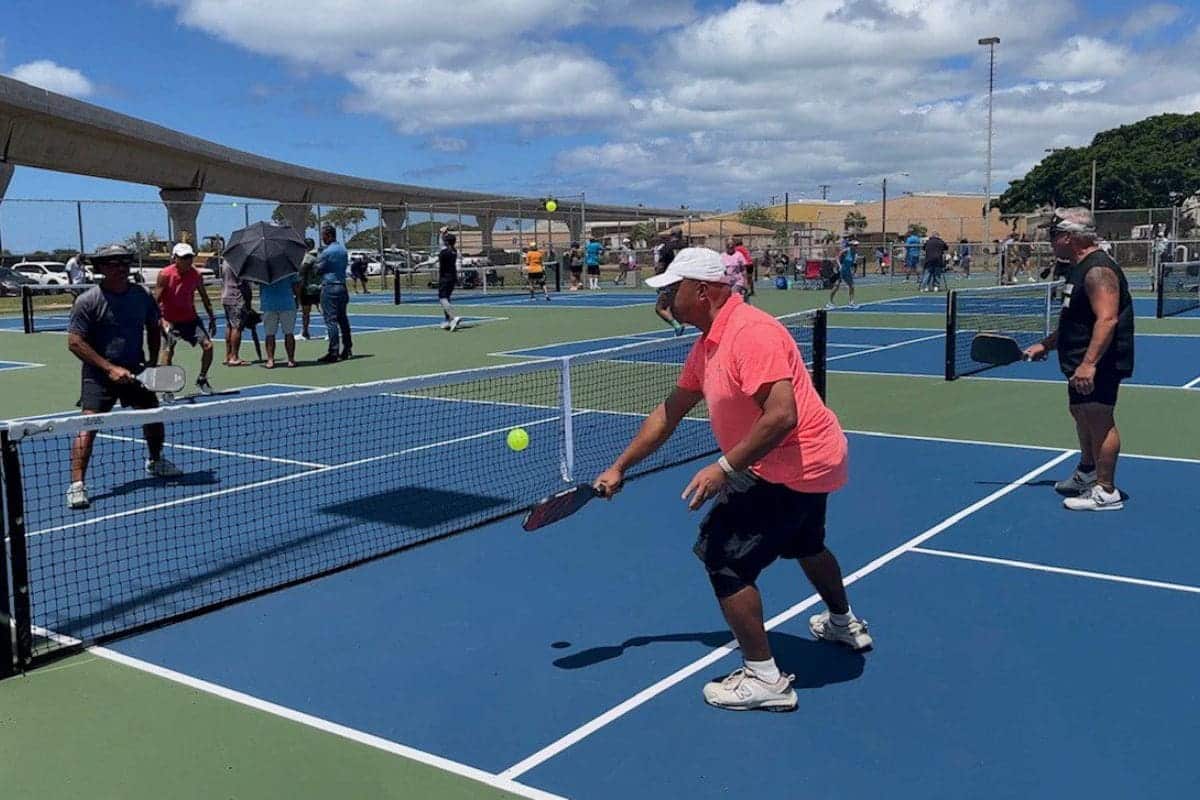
[1057,250,1135,377]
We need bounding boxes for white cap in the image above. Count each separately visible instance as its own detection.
[172,242,195,258]
[644,247,727,288]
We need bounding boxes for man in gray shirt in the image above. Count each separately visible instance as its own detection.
[220,259,254,365]
[66,244,182,510]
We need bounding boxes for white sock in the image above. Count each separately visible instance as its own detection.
[830,608,855,627]
[744,657,780,683]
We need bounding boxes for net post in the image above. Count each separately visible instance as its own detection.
[1,431,31,671]
[21,285,34,334]
[1155,260,1165,318]
[812,310,828,401]
[0,432,14,678]
[944,289,957,381]
[559,358,575,482]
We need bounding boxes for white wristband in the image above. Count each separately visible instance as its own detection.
[717,455,735,475]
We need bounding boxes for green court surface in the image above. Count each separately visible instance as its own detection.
[2,278,1198,799]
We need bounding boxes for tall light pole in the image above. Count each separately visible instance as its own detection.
[979,36,999,277]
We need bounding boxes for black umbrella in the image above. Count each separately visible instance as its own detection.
[222,221,307,284]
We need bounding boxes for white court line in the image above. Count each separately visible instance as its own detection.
[1183,375,1200,389]
[498,449,1075,780]
[97,433,330,469]
[27,415,563,539]
[830,368,1186,392]
[910,547,1200,595]
[24,627,562,800]
[826,332,943,363]
[845,427,1200,465]
[0,360,47,370]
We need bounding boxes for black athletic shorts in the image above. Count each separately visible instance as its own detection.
[301,289,321,306]
[694,479,828,598]
[528,272,547,287]
[79,374,159,414]
[437,276,456,300]
[166,319,211,348]
[1067,369,1125,406]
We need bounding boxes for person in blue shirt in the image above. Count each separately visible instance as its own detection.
[316,224,352,363]
[826,238,858,310]
[904,232,922,281]
[584,235,603,290]
[260,271,300,368]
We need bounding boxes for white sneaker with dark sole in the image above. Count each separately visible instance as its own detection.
[66,481,90,509]
[702,668,797,712]
[449,316,462,331]
[1054,469,1096,496]
[809,612,873,651]
[1063,484,1124,511]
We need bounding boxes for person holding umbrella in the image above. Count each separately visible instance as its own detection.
[221,221,309,363]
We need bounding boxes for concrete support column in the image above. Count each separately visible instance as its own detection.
[275,203,311,237]
[0,161,13,200]
[159,188,205,246]
[381,207,407,248]
[567,217,584,246]
[475,213,496,251]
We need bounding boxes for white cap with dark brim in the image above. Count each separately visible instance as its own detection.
[644,247,728,288]
[172,242,196,258]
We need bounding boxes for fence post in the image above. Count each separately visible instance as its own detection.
[1,431,31,670]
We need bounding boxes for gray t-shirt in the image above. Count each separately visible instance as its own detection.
[68,285,160,380]
[221,263,252,307]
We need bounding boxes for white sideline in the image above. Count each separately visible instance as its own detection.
[498,449,1075,780]
[97,433,330,469]
[911,547,1200,595]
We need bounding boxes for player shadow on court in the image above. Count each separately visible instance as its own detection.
[89,469,220,504]
[554,630,866,691]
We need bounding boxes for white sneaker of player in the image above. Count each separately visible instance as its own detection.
[702,667,797,712]
[449,317,462,331]
[1063,484,1124,511]
[66,481,90,509]
[1054,469,1096,496]
[441,321,451,330]
[146,457,183,479]
[809,612,873,651]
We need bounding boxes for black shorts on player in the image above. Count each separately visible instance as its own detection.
[1067,370,1123,406]
[79,374,159,414]
[438,276,456,300]
[165,319,211,348]
[693,479,828,598]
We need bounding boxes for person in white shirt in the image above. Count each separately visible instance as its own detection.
[65,252,87,284]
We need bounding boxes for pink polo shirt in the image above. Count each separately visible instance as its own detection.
[677,295,848,493]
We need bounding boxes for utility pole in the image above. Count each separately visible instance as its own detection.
[1090,158,1097,211]
[979,36,1000,279]
[818,184,831,200]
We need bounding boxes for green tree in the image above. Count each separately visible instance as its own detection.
[321,207,368,240]
[124,230,161,256]
[629,222,656,247]
[998,112,1200,213]
[844,211,868,234]
[906,223,928,237]
[271,206,319,232]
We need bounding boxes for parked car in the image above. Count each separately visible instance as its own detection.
[13,261,71,285]
[0,266,39,296]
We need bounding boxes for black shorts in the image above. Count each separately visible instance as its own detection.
[694,480,828,598]
[79,374,159,414]
[586,264,600,276]
[1068,370,1125,406]
[166,319,211,348]
[528,272,546,287]
[301,289,321,306]
[437,276,456,300]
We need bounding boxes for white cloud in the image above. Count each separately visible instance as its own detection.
[6,60,94,97]
[427,136,469,153]
[1122,4,1183,37]
[1033,36,1130,79]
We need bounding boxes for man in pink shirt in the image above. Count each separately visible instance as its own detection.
[721,240,748,298]
[596,247,871,712]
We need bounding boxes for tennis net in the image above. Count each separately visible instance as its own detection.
[20,284,93,333]
[945,282,1059,380]
[0,310,824,674]
[1156,261,1200,318]
[393,264,561,304]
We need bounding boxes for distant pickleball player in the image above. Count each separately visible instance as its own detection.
[524,241,550,301]
[1025,208,1135,511]
[156,242,217,395]
[826,238,858,309]
[438,233,463,330]
[654,231,686,336]
[66,244,181,509]
[904,231,921,281]
[584,234,603,290]
[595,247,872,712]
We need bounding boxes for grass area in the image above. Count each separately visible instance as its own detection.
[1,274,1197,799]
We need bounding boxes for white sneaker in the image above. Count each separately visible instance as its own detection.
[449,316,462,331]
[66,481,90,509]
[1054,469,1096,496]
[1063,484,1124,511]
[824,302,836,310]
[702,667,797,712]
[441,320,451,330]
[146,457,183,479]
[847,302,859,309]
[809,612,873,651]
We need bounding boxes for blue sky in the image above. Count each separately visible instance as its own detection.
[2,0,1198,233]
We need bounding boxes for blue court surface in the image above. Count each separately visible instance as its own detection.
[15,383,312,422]
[499,326,1200,390]
[75,429,1199,799]
[0,312,500,336]
[840,292,1193,320]
[396,290,660,309]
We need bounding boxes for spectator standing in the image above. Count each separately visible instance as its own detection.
[66,252,87,284]
[316,224,352,363]
[157,242,218,393]
[260,270,300,368]
[584,234,603,290]
[922,231,948,292]
[298,238,321,340]
[220,257,253,366]
[904,231,921,281]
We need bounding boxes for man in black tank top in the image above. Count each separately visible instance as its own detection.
[1024,208,1134,511]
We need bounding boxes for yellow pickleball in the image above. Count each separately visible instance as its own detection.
[545,199,558,213]
[506,428,530,451]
